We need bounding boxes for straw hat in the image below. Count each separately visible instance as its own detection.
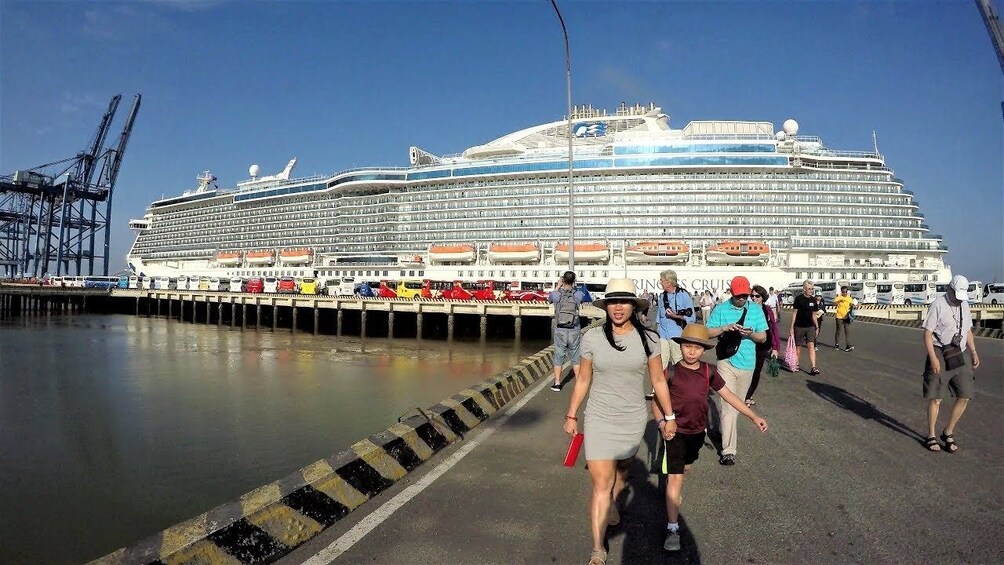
[592,278,650,310]
[671,323,716,349]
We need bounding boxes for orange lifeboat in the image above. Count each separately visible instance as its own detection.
[488,243,540,263]
[706,241,770,265]
[246,250,275,265]
[279,248,313,265]
[625,241,690,264]
[215,251,243,266]
[428,243,476,264]
[554,242,610,264]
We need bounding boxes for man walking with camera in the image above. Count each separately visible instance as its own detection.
[921,274,980,453]
[655,270,697,370]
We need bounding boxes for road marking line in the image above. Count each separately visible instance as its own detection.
[302,376,551,565]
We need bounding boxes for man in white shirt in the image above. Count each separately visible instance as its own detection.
[921,274,981,453]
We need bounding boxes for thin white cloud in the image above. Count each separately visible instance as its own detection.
[59,92,103,115]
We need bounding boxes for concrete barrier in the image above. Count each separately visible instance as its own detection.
[91,347,555,565]
[853,315,1003,339]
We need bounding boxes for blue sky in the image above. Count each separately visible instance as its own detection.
[2,0,1001,282]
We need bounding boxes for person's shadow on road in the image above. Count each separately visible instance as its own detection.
[612,422,704,564]
[806,380,925,443]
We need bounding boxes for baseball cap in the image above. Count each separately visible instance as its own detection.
[949,275,969,302]
[730,276,751,296]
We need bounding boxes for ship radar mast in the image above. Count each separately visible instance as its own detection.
[195,170,217,192]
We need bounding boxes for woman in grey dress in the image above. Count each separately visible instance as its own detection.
[563,279,676,565]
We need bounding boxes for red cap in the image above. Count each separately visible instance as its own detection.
[730,276,751,296]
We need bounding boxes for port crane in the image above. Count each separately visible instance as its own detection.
[976,0,1004,119]
[0,93,141,278]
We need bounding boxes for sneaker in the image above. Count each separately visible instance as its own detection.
[814,345,819,351]
[719,454,736,466]
[644,390,655,400]
[833,344,840,349]
[664,529,682,551]
[844,346,854,352]
[809,367,821,376]
[550,383,562,392]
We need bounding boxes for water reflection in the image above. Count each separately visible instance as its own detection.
[0,314,547,564]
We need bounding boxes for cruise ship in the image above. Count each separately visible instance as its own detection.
[127,102,950,294]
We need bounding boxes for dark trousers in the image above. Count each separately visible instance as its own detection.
[747,351,768,401]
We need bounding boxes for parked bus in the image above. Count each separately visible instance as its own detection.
[503,280,551,301]
[228,277,244,292]
[263,276,278,294]
[327,277,357,297]
[153,276,175,290]
[876,282,905,305]
[395,279,426,299]
[903,282,936,305]
[84,276,120,289]
[117,276,130,288]
[982,282,1004,305]
[299,277,319,295]
[848,281,878,304]
[816,281,840,302]
[141,276,154,290]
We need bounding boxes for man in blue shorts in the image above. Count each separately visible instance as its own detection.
[548,271,584,391]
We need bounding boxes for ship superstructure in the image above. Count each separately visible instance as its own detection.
[127,102,948,292]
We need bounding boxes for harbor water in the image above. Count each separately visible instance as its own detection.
[0,313,547,564]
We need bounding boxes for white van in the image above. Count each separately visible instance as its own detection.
[968,280,984,303]
[982,282,1004,305]
[263,276,279,294]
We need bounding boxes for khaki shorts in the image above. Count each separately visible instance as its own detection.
[794,326,817,346]
[923,352,975,399]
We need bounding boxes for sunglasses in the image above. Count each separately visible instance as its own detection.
[733,294,749,300]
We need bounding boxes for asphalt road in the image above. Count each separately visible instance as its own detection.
[280,317,1003,564]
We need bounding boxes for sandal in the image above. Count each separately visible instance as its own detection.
[924,437,941,452]
[588,550,607,565]
[941,432,958,453]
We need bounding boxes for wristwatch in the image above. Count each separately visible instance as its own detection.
[662,413,676,421]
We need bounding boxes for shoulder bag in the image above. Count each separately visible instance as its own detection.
[938,304,965,371]
[715,306,748,360]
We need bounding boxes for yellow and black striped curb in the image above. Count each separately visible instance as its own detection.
[91,347,555,565]
[853,315,1003,339]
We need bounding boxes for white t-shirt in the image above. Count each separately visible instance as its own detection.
[765,294,779,309]
[922,295,973,353]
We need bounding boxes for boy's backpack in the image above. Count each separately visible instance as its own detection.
[555,287,580,329]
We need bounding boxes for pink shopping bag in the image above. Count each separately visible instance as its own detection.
[783,337,798,371]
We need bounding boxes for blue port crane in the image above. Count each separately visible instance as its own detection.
[0,93,141,278]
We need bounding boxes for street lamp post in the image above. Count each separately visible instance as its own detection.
[549,0,575,273]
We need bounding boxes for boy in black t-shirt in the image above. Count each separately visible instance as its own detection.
[789,280,821,375]
[651,324,768,552]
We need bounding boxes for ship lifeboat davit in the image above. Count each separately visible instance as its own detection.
[399,255,426,268]
[246,250,276,265]
[428,244,476,264]
[705,241,770,265]
[280,248,313,265]
[215,251,243,266]
[488,242,540,264]
[554,242,610,264]
[625,241,690,264]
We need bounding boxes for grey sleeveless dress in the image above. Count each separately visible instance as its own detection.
[581,326,660,460]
